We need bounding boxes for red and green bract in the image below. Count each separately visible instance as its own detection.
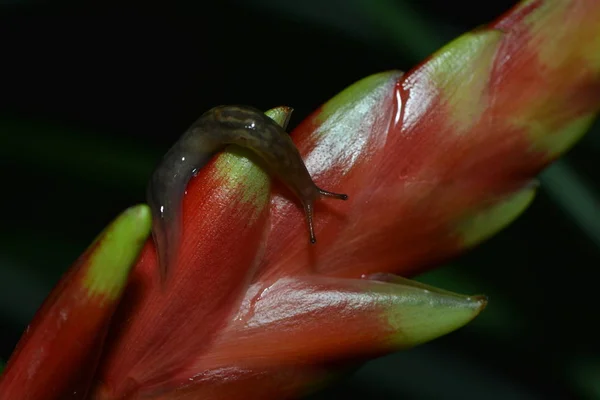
[1,1,599,399]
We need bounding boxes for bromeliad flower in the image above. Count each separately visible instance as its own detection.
[1,0,599,399]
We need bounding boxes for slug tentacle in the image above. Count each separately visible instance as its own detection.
[146,105,348,282]
[318,188,349,200]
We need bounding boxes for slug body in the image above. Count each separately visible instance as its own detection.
[147,105,347,281]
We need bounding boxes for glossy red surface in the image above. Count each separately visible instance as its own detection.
[5,1,600,399]
[94,1,600,398]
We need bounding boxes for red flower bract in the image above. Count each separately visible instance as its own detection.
[93,1,600,397]
[262,0,600,281]
[2,1,599,399]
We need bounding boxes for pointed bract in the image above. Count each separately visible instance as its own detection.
[7,1,600,400]
[0,205,151,400]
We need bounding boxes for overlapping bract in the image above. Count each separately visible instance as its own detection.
[1,1,599,399]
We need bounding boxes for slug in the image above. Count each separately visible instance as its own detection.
[147,105,348,281]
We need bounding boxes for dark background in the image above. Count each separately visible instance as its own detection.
[1,1,599,399]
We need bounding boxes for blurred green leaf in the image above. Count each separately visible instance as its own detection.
[540,161,600,249]
[0,117,159,192]
[567,358,600,399]
[357,0,446,60]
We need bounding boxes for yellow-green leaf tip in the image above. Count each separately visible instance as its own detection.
[457,185,537,248]
[384,278,487,348]
[428,30,502,133]
[83,204,152,301]
[265,106,293,129]
[213,106,293,221]
[317,70,403,125]
[530,113,597,159]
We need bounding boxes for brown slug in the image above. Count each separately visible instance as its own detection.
[147,105,348,281]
